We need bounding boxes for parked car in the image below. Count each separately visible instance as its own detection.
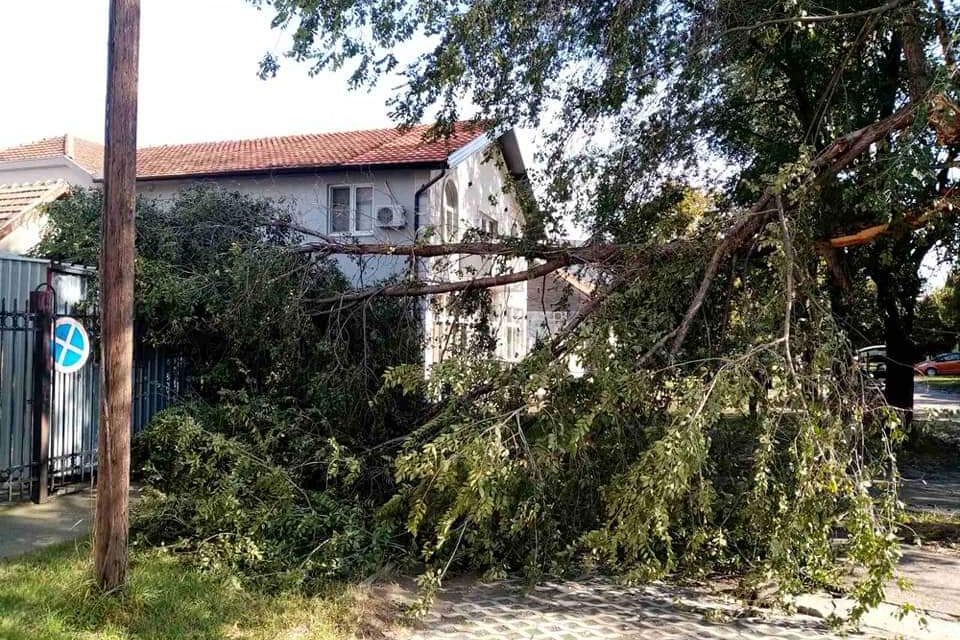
[855,345,887,379]
[914,352,960,376]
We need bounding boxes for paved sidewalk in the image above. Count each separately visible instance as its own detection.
[389,578,895,640]
[0,489,95,559]
[888,546,960,619]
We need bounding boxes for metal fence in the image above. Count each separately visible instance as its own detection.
[0,297,39,502]
[0,253,94,311]
[0,255,186,503]
[0,296,185,503]
[133,346,187,434]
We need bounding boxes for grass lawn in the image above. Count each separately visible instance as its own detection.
[0,540,387,640]
[915,376,960,393]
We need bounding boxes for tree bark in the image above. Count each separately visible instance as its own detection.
[295,237,627,262]
[873,257,918,440]
[95,0,140,592]
[883,306,916,439]
[901,7,930,103]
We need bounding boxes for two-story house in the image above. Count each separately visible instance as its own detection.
[0,124,532,363]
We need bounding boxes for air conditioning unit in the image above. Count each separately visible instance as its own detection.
[375,205,406,228]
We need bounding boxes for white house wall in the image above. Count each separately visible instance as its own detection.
[0,210,48,255]
[0,158,96,188]
[138,168,425,285]
[421,144,529,368]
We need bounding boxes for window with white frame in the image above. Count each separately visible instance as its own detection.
[442,180,459,242]
[329,184,374,234]
[481,214,499,235]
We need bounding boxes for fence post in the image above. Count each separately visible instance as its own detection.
[30,289,54,504]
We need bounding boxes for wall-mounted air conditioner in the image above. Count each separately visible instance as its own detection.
[375,205,406,228]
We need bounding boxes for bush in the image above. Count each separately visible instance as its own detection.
[134,402,394,589]
[41,187,423,590]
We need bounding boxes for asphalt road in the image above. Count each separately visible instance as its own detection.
[915,385,960,412]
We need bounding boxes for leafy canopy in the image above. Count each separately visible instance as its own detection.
[244,0,960,615]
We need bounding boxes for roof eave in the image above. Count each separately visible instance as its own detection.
[103,159,449,183]
[446,130,497,168]
[444,126,527,178]
[0,157,71,173]
[496,128,527,177]
[0,154,100,179]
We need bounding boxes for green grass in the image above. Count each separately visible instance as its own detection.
[0,540,386,640]
[915,376,960,393]
[900,509,960,544]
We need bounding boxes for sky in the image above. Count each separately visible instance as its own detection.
[0,0,420,148]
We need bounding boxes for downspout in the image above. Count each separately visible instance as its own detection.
[412,168,447,365]
[413,168,447,236]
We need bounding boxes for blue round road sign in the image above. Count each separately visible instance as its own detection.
[53,317,91,373]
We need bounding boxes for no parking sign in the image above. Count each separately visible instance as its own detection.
[53,317,91,374]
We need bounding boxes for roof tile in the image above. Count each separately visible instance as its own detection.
[135,121,487,178]
[0,137,68,165]
[0,180,70,237]
[0,122,489,180]
[0,136,104,175]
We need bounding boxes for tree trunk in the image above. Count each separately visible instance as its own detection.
[95,0,140,592]
[884,315,915,439]
[874,263,918,442]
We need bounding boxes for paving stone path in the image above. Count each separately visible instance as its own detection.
[0,490,94,559]
[395,578,891,640]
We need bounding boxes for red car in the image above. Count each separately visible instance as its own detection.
[914,352,960,376]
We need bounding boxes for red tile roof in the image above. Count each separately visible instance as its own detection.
[0,122,490,180]
[0,180,70,239]
[0,137,65,163]
[0,136,103,175]
[136,122,487,179]
[69,138,107,176]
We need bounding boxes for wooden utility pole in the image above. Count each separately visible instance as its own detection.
[95,0,140,591]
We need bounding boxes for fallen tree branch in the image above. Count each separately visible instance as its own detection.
[313,258,574,306]
[294,236,627,263]
[363,272,636,455]
[778,196,796,377]
[824,222,895,248]
[304,94,958,355]
[545,272,633,357]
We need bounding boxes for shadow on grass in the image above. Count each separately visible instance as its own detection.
[0,540,362,640]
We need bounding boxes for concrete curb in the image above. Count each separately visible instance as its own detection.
[795,593,960,640]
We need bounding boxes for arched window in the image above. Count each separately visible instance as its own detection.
[442,180,458,242]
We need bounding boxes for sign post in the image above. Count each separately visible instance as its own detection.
[29,289,53,504]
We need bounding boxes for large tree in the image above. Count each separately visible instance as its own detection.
[255,0,959,416]
[135,0,960,614]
